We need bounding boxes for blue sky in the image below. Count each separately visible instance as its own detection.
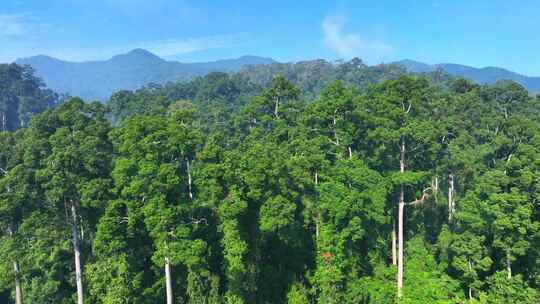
[0,0,539,76]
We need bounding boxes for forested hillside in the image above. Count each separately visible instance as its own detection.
[396,59,540,92]
[238,58,407,98]
[16,50,465,103]
[105,58,453,127]
[0,64,58,131]
[1,63,540,304]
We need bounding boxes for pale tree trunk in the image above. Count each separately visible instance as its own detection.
[70,203,84,304]
[165,256,173,304]
[333,111,339,146]
[448,173,454,221]
[506,254,512,279]
[186,159,193,200]
[397,137,405,299]
[467,259,473,300]
[392,220,397,266]
[8,226,23,304]
[397,200,404,299]
[434,176,438,197]
[274,96,280,118]
[394,143,432,300]
[13,261,22,304]
[314,172,320,241]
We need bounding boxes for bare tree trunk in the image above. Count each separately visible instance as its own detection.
[186,159,193,200]
[434,176,439,199]
[397,138,405,299]
[8,226,23,304]
[274,96,280,118]
[468,259,473,300]
[314,172,320,241]
[392,220,397,266]
[397,199,404,299]
[13,261,22,304]
[165,256,173,304]
[71,203,84,304]
[333,112,339,146]
[448,173,454,221]
[506,254,512,279]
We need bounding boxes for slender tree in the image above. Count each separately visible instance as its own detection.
[31,99,112,304]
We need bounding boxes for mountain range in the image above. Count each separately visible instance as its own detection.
[14,49,540,101]
[15,49,275,101]
[394,59,540,92]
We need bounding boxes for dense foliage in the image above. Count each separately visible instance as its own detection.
[1,65,539,303]
[106,58,453,129]
[0,64,58,131]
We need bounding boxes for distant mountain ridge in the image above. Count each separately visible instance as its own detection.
[394,59,540,92]
[15,50,540,101]
[15,49,275,101]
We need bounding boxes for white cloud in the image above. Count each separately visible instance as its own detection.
[322,14,392,60]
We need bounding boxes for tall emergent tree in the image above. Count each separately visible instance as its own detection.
[29,98,112,304]
[0,130,30,304]
[109,104,207,303]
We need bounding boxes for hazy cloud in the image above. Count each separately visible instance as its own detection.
[0,14,27,36]
[322,14,392,60]
[0,13,53,39]
[32,33,246,62]
[142,34,244,57]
